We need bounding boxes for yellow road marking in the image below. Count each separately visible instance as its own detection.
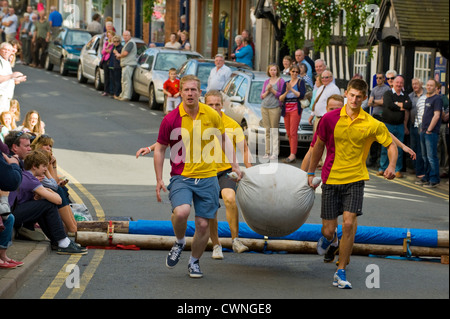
[40,255,82,299]
[369,172,449,200]
[40,167,106,299]
[68,250,105,299]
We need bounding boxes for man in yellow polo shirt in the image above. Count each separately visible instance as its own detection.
[307,79,398,289]
[204,90,252,259]
[154,75,242,278]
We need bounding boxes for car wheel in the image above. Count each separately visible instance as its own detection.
[44,55,53,71]
[77,63,88,83]
[94,68,104,91]
[148,84,160,110]
[60,59,68,76]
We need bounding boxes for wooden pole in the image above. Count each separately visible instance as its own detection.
[77,221,129,233]
[75,232,449,257]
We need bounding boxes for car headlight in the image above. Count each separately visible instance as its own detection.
[67,53,76,60]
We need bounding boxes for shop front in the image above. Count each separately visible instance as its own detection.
[194,0,257,59]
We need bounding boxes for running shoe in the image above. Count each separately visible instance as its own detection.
[333,269,352,289]
[188,260,203,278]
[317,231,336,255]
[324,241,339,263]
[212,245,224,259]
[166,242,185,268]
[232,238,249,253]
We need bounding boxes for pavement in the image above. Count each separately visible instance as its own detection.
[0,168,448,299]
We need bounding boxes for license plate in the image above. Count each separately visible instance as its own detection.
[299,135,312,142]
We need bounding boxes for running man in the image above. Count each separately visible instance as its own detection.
[204,90,252,259]
[153,75,242,278]
[307,79,398,289]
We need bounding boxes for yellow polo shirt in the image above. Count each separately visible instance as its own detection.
[157,102,225,178]
[316,107,393,184]
[212,112,245,173]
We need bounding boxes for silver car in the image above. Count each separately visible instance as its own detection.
[77,34,147,90]
[132,47,203,109]
[222,70,313,154]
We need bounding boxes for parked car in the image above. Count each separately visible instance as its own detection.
[45,27,93,76]
[132,47,203,110]
[222,70,313,154]
[77,34,147,90]
[177,59,251,96]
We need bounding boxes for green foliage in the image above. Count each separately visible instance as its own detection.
[276,0,383,54]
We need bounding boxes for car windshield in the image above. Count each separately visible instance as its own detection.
[248,81,264,104]
[197,64,214,83]
[65,31,92,46]
[154,53,200,71]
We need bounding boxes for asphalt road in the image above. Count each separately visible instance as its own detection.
[10,64,449,303]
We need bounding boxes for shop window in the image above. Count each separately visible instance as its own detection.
[151,0,166,45]
[354,49,368,79]
[414,51,432,85]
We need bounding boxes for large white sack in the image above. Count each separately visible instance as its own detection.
[236,163,317,237]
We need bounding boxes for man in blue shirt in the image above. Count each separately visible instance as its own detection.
[418,79,443,188]
[48,6,63,39]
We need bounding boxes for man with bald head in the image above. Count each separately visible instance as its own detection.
[309,70,341,131]
[114,30,137,101]
[295,49,313,80]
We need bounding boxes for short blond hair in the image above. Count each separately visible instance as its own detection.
[180,75,201,91]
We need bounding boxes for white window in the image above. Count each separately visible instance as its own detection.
[414,51,432,85]
[354,49,368,79]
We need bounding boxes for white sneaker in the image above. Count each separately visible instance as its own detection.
[333,269,352,289]
[212,244,224,259]
[232,238,249,253]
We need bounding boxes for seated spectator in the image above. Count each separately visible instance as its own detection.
[31,134,76,233]
[180,31,191,50]
[9,150,86,255]
[19,110,45,135]
[9,99,21,129]
[165,33,181,49]
[1,111,14,142]
[1,149,23,268]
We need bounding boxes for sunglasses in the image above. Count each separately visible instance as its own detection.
[376,77,384,80]
[387,77,396,80]
[322,76,332,79]
[291,70,299,73]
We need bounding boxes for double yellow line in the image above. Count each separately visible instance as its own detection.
[369,171,449,201]
[40,168,105,299]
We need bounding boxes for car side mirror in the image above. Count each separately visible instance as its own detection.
[140,63,151,70]
[230,96,244,103]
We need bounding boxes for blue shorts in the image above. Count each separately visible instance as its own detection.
[167,175,220,219]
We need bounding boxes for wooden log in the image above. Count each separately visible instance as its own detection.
[75,232,449,257]
[437,230,449,247]
[77,221,129,233]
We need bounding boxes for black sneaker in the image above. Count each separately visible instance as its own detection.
[166,242,185,268]
[324,243,339,263]
[188,260,203,278]
[423,182,440,188]
[57,241,88,255]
